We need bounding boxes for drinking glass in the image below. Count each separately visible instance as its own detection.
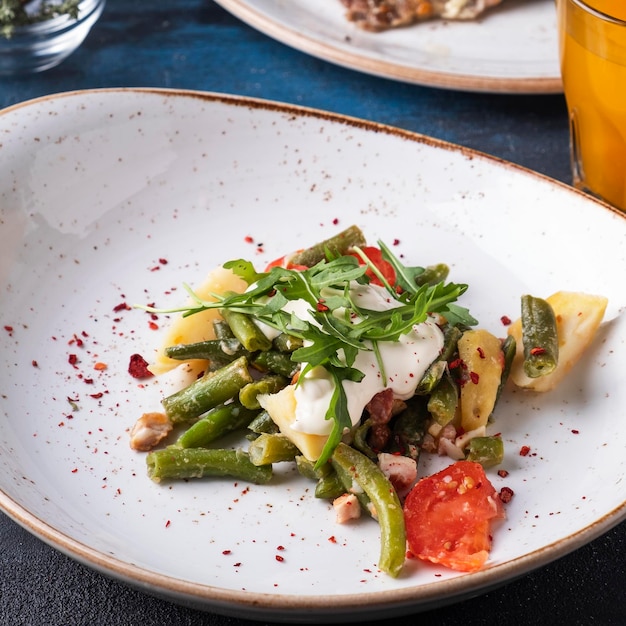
[556,0,626,211]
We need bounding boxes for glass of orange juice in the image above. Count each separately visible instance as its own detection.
[556,0,626,211]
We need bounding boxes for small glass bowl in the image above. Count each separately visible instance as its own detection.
[0,0,106,75]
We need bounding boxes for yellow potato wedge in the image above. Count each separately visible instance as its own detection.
[458,329,504,432]
[259,385,328,462]
[507,291,608,392]
[149,266,247,375]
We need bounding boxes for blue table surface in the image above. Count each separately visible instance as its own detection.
[1,2,625,625]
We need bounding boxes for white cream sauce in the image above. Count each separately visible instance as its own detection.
[259,282,445,437]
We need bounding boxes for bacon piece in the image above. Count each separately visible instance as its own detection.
[333,493,362,523]
[365,388,395,451]
[129,411,172,451]
[378,452,418,498]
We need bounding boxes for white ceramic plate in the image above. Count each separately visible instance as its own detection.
[1,89,624,622]
[213,0,561,93]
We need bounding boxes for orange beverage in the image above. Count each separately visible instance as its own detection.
[557,0,626,211]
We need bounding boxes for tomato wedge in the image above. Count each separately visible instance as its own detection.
[350,246,396,287]
[264,253,308,272]
[403,460,504,572]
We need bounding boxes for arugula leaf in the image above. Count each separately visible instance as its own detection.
[316,364,365,467]
[223,259,264,285]
[377,239,426,295]
[440,302,479,327]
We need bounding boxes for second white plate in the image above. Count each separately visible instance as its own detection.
[214,0,562,93]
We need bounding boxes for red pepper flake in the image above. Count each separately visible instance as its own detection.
[316,299,329,312]
[233,562,242,567]
[113,302,131,313]
[4,325,14,334]
[68,354,79,366]
[469,371,480,384]
[128,353,153,379]
[519,445,531,456]
[476,346,485,359]
[83,378,94,385]
[222,550,232,555]
[571,429,580,434]
[159,258,168,265]
[393,238,400,246]
[275,555,285,562]
[530,346,546,356]
[71,468,78,473]
[94,362,107,371]
[148,321,159,330]
[448,358,464,370]
[244,235,254,244]
[90,392,104,399]
[32,360,39,367]
[497,469,509,478]
[500,315,512,326]
[70,333,84,347]
[328,536,337,544]
[499,486,515,503]
[332,217,339,225]
[276,545,285,551]
[165,520,171,528]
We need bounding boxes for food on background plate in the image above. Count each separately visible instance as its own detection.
[340,0,504,32]
[130,224,606,576]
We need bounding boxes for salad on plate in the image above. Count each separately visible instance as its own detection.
[129,225,607,578]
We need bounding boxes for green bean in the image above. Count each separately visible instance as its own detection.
[247,410,280,435]
[173,401,258,449]
[213,318,235,340]
[248,433,300,465]
[427,370,459,427]
[161,356,253,424]
[294,455,345,499]
[415,263,450,287]
[389,396,429,460]
[415,325,462,394]
[220,308,272,352]
[295,455,320,480]
[496,334,517,400]
[331,447,373,513]
[289,224,366,267]
[146,447,272,484]
[331,443,406,578]
[521,294,559,378]
[314,471,346,500]
[465,436,504,468]
[239,374,288,410]
[414,360,446,396]
[352,418,377,460]
[251,350,299,378]
[165,338,248,364]
[273,333,303,353]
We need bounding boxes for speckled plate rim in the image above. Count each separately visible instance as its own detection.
[0,88,624,623]
[213,0,562,94]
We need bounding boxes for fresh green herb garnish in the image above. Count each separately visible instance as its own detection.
[142,244,476,466]
[1,0,81,39]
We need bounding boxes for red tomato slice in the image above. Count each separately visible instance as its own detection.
[403,460,504,572]
[350,246,396,287]
[264,253,308,272]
